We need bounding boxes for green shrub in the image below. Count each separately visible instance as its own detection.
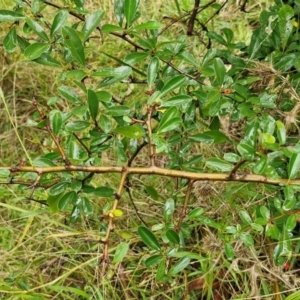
[1,0,300,299]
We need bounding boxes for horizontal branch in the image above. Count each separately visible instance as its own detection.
[0,165,299,186]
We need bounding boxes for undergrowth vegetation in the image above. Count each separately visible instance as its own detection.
[1,0,300,299]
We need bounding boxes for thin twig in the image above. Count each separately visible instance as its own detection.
[145,107,156,166]
[177,180,194,231]
[72,133,92,156]
[187,0,201,36]
[125,179,148,227]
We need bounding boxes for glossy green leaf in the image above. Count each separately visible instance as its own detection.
[188,133,214,144]
[239,232,254,247]
[253,156,267,174]
[3,27,17,54]
[33,53,61,67]
[81,197,93,216]
[165,229,180,244]
[95,66,132,87]
[49,182,69,196]
[225,243,235,260]
[113,242,129,263]
[114,0,125,26]
[17,35,30,52]
[33,157,56,167]
[0,10,25,21]
[286,215,296,232]
[162,95,192,107]
[70,206,81,223]
[144,185,159,200]
[250,223,264,232]
[286,290,300,300]
[213,57,226,86]
[138,226,161,251]
[87,89,99,121]
[68,141,80,160]
[65,121,90,132]
[198,216,223,229]
[24,43,50,60]
[58,191,77,210]
[86,186,114,197]
[206,31,227,46]
[160,75,186,98]
[206,158,233,172]
[64,70,87,81]
[47,193,64,213]
[115,139,127,163]
[288,153,300,179]
[278,5,294,50]
[239,210,252,225]
[58,86,82,104]
[157,107,180,133]
[260,206,270,221]
[99,115,112,133]
[93,66,132,77]
[50,10,69,38]
[205,130,228,144]
[83,10,104,41]
[283,186,296,211]
[62,26,85,66]
[131,21,161,30]
[226,226,237,234]
[101,24,123,33]
[96,91,112,102]
[156,260,167,282]
[208,97,222,116]
[168,256,190,276]
[237,141,255,161]
[265,223,280,239]
[177,50,199,67]
[115,125,143,139]
[147,56,159,88]
[188,207,204,219]
[106,106,130,116]
[124,52,149,65]
[0,169,10,178]
[157,117,181,133]
[223,153,241,163]
[164,198,175,222]
[26,18,49,41]
[145,254,163,268]
[50,110,63,136]
[124,0,139,26]
[276,120,286,145]
[244,121,259,145]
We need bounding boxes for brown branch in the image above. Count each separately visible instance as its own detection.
[146,108,156,166]
[2,165,300,186]
[127,141,148,167]
[46,122,70,165]
[102,170,128,275]
[187,0,200,36]
[228,159,247,180]
[159,0,216,36]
